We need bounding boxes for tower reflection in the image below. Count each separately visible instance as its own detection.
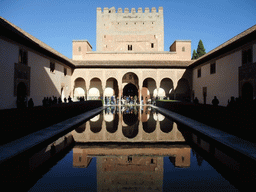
[73,144,191,192]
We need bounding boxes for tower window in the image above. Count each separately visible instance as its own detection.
[128,45,132,51]
[151,43,154,48]
[78,47,81,52]
[182,47,185,52]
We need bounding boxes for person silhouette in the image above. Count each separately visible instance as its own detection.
[212,96,219,106]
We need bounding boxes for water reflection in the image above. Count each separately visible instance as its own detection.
[73,144,191,191]
[26,106,242,191]
[72,106,185,143]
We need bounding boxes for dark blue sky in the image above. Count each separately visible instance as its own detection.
[1,0,255,59]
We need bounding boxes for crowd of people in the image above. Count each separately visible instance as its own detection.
[42,96,73,107]
[104,95,159,105]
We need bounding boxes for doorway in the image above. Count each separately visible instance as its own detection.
[123,83,138,97]
[17,82,27,108]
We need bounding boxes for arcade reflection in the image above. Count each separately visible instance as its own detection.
[72,106,185,142]
[28,106,240,191]
[72,106,191,191]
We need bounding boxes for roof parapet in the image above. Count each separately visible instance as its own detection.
[97,7,163,13]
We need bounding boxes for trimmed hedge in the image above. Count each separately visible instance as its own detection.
[0,100,102,145]
[156,101,256,143]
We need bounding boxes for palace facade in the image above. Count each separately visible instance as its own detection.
[0,7,255,109]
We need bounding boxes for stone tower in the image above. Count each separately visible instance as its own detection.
[96,7,164,52]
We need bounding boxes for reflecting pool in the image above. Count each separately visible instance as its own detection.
[26,106,241,191]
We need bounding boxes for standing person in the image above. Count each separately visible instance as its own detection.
[212,96,219,106]
[134,95,137,105]
[68,96,72,103]
[28,98,34,108]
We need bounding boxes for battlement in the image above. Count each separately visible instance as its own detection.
[97,7,163,14]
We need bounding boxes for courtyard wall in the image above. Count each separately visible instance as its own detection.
[0,38,72,109]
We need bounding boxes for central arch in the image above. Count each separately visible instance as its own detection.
[123,83,138,97]
[122,72,139,98]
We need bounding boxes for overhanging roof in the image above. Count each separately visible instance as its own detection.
[0,17,75,68]
[73,60,192,68]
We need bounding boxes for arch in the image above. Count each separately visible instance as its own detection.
[153,88,165,98]
[61,87,65,102]
[142,78,156,104]
[160,78,174,100]
[176,78,190,101]
[142,113,156,133]
[160,117,174,133]
[105,77,119,104]
[90,114,102,133]
[123,111,138,126]
[122,72,139,85]
[17,82,27,108]
[74,77,86,101]
[242,82,253,101]
[123,83,138,97]
[122,123,139,139]
[153,113,165,122]
[121,106,139,138]
[106,113,119,133]
[75,123,86,133]
[89,78,102,100]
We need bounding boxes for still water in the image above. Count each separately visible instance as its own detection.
[28,106,239,191]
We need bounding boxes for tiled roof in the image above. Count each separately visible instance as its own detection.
[73,60,192,68]
[0,17,75,67]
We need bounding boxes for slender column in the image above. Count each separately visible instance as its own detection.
[102,80,106,104]
[85,88,88,101]
[139,78,143,105]
[173,80,178,100]
[119,87,122,105]
[138,88,140,105]
[86,80,90,100]
[118,77,122,105]
[156,80,160,100]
